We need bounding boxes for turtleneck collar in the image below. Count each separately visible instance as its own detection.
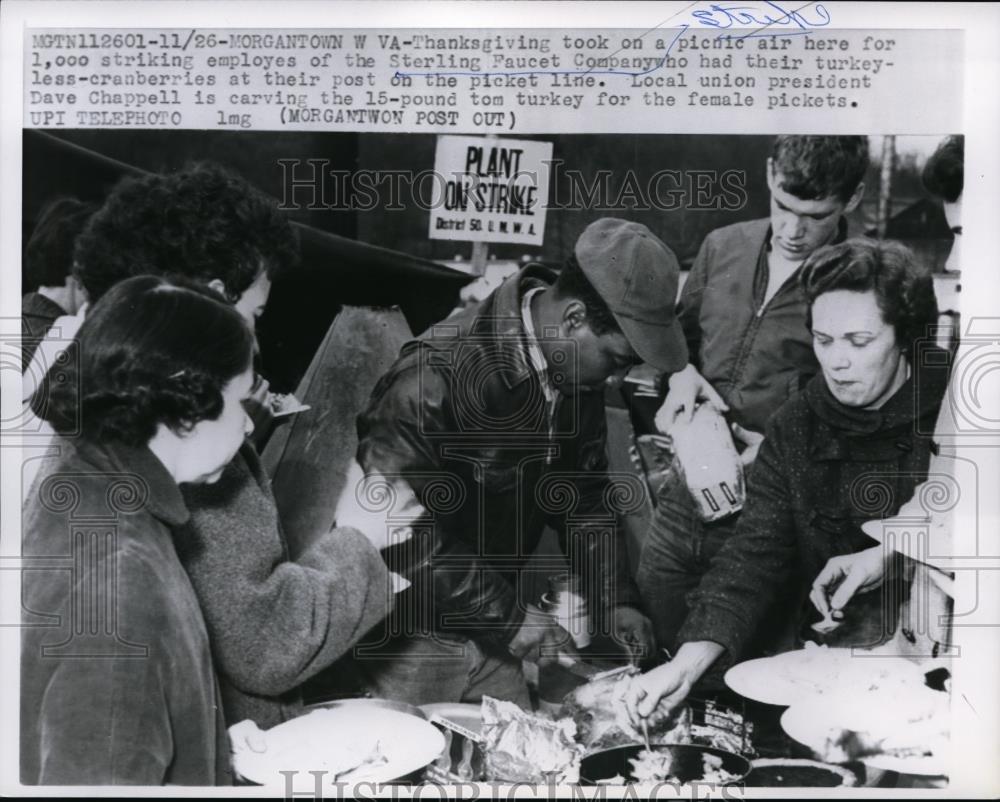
[803,346,952,438]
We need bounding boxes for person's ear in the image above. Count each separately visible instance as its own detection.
[172,419,199,439]
[765,157,777,193]
[843,182,865,215]
[65,274,88,310]
[562,299,587,333]
[207,278,228,298]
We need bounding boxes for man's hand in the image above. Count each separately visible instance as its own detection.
[611,606,656,664]
[655,364,729,433]
[730,423,765,468]
[623,641,724,726]
[810,545,887,622]
[334,460,426,551]
[508,604,579,665]
[624,663,694,726]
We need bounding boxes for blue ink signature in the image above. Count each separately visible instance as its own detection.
[395,0,830,81]
[693,1,831,34]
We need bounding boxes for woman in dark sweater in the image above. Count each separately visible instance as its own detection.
[625,238,948,720]
[21,275,255,785]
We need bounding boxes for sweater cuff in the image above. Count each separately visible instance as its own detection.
[677,604,745,669]
[317,526,391,582]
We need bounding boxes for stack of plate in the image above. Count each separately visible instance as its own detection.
[724,647,949,777]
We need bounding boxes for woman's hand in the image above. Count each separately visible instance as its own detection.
[334,460,426,551]
[242,374,274,440]
[228,719,267,755]
[810,545,887,622]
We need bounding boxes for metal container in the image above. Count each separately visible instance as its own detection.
[306,696,428,720]
[670,404,745,522]
[579,743,751,785]
[744,758,858,787]
[422,704,486,783]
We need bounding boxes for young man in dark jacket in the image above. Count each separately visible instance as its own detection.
[354,218,689,706]
[636,136,870,652]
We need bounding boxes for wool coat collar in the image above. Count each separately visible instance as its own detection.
[71,437,190,527]
[803,347,951,462]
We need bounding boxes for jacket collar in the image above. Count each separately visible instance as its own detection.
[23,291,68,318]
[455,263,558,390]
[805,347,951,459]
[763,215,849,252]
[72,437,190,527]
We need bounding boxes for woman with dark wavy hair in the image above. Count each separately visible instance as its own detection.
[22,161,417,735]
[21,275,255,785]
[625,238,949,722]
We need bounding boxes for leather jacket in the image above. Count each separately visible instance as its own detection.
[357,265,642,649]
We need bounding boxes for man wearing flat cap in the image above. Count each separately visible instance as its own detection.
[353,218,688,706]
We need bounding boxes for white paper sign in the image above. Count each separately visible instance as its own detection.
[428,135,551,245]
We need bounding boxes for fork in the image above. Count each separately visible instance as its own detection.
[640,719,652,752]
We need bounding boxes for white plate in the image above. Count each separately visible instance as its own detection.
[724,647,926,707]
[861,518,954,571]
[780,701,947,776]
[860,517,952,573]
[233,705,446,788]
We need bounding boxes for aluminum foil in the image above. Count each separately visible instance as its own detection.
[480,697,584,783]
